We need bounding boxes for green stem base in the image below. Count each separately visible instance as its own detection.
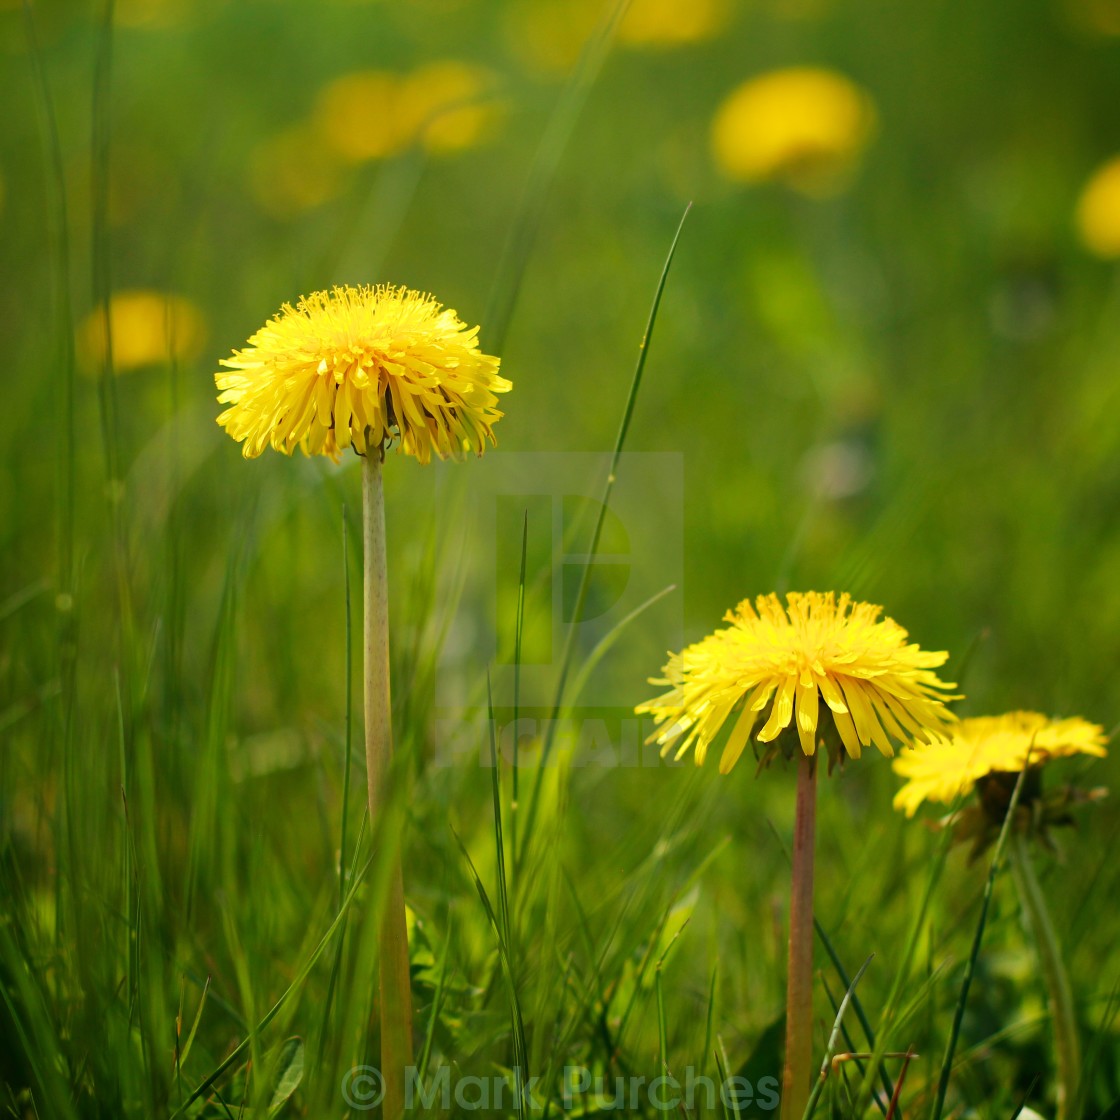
[782,752,817,1120]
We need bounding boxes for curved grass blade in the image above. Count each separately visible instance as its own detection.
[854,795,962,1116]
[803,953,874,1119]
[418,924,454,1085]
[316,507,357,1068]
[511,510,528,873]
[517,202,691,872]
[565,584,677,708]
[929,761,1032,1120]
[815,920,894,1114]
[451,825,529,1120]
[168,849,375,1118]
[485,0,631,349]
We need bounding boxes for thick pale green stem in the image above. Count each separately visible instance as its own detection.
[782,752,817,1120]
[1009,831,1080,1120]
[363,452,414,1118]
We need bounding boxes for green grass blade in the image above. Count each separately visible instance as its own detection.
[484,0,630,350]
[21,2,76,613]
[716,1038,742,1120]
[657,965,669,1083]
[815,919,894,1112]
[91,0,120,489]
[418,923,453,1085]
[487,670,516,970]
[168,850,376,1118]
[930,764,1032,1120]
[564,583,677,708]
[317,506,357,1069]
[703,965,718,1082]
[339,504,354,911]
[511,510,528,878]
[803,953,874,1120]
[854,798,961,1115]
[450,825,529,1120]
[518,202,691,870]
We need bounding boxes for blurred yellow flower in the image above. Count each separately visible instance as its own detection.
[315,71,404,163]
[249,124,346,218]
[315,63,498,164]
[505,0,727,72]
[78,290,207,373]
[636,591,956,773]
[216,284,510,463]
[711,67,876,194]
[503,0,596,72]
[1065,0,1120,35]
[114,0,190,28]
[1075,155,1120,258]
[892,712,1108,817]
[397,61,500,154]
[618,0,731,47]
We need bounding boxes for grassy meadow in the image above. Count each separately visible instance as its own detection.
[2,0,1120,1116]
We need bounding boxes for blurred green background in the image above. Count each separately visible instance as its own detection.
[2,0,1120,1115]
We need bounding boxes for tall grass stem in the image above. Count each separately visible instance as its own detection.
[782,753,818,1120]
[1009,831,1081,1120]
[930,763,1031,1120]
[363,452,414,1118]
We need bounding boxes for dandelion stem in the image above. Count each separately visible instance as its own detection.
[363,452,413,1118]
[783,752,817,1120]
[1009,831,1080,1120]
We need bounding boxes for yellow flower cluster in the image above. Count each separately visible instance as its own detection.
[249,61,500,218]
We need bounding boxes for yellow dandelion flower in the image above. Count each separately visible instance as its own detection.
[711,67,876,194]
[315,63,499,165]
[618,0,731,47]
[503,0,597,73]
[215,284,510,463]
[78,289,207,373]
[892,711,1108,817]
[396,61,500,155]
[1075,155,1120,258]
[315,71,406,164]
[636,591,956,774]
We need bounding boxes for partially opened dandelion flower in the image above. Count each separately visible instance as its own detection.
[215,284,510,463]
[636,591,957,774]
[893,712,1107,1120]
[892,711,1108,818]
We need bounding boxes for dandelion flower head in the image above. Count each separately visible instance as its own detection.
[636,591,957,774]
[892,711,1108,817]
[216,284,509,463]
